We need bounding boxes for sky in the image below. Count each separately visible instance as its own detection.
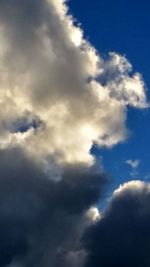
[0,0,150,266]
[69,0,150,192]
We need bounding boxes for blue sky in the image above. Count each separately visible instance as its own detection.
[68,0,150,192]
[1,1,150,266]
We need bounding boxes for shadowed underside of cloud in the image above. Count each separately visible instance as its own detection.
[0,0,148,267]
[83,181,150,267]
[1,149,150,267]
[0,148,107,267]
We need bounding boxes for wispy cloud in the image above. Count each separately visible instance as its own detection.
[126,159,140,169]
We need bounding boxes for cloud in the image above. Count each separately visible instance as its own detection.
[126,159,140,168]
[126,159,140,178]
[83,180,150,267]
[0,147,107,267]
[86,207,101,223]
[0,0,147,169]
[0,1,148,267]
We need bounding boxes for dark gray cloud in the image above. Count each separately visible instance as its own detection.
[0,0,148,267]
[2,149,150,267]
[83,181,150,267]
[0,148,107,267]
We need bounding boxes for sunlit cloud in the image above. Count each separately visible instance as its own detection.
[0,0,147,173]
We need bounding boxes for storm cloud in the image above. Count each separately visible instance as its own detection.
[0,147,107,267]
[83,181,150,267]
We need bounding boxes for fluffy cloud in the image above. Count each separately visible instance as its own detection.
[83,180,150,267]
[0,0,147,169]
[0,0,148,267]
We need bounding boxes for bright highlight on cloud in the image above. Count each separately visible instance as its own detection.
[84,180,150,267]
[113,179,146,195]
[0,0,149,267]
[0,0,147,170]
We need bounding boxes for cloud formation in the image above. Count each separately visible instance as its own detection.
[0,0,147,169]
[0,147,107,267]
[0,0,148,267]
[84,180,150,267]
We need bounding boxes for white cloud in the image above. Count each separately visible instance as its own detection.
[113,180,149,196]
[0,0,147,172]
[86,206,101,223]
[126,159,140,168]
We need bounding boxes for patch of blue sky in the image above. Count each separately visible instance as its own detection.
[68,0,150,190]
